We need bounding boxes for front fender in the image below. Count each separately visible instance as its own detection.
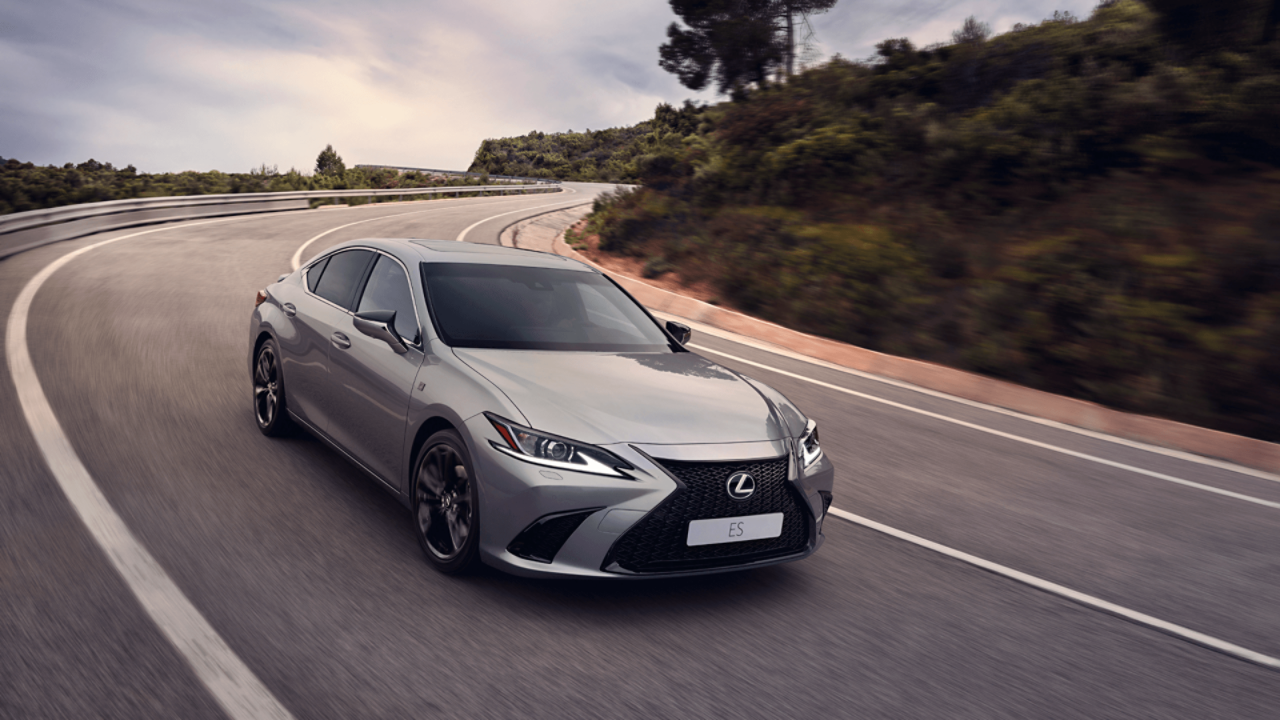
[399,346,530,499]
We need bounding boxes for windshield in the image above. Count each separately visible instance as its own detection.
[421,263,675,352]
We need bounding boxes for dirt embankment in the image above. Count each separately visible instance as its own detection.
[565,218,729,307]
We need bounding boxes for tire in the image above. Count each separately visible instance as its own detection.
[252,338,293,437]
[411,430,481,574]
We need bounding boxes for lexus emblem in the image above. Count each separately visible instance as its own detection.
[726,472,756,501]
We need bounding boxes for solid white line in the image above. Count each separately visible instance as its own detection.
[289,193,559,271]
[827,507,1280,670]
[453,189,584,244]
[670,317,1280,486]
[6,220,295,720]
[695,346,1280,510]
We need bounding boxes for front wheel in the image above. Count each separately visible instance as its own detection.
[252,338,293,437]
[412,430,481,574]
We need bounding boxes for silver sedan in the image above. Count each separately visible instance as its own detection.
[249,238,834,578]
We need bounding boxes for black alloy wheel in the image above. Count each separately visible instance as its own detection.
[252,339,292,437]
[413,430,481,574]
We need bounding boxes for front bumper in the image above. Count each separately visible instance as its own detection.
[464,415,835,579]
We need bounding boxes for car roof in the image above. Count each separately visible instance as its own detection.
[316,238,595,272]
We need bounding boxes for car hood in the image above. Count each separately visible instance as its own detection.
[454,349,784,445]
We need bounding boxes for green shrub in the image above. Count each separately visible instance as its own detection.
[0,156,491,216]
[642,256,675,278]
[467,102,707,182]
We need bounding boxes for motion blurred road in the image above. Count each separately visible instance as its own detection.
[2,183,1277,718]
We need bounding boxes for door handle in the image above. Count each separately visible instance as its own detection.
[331,332,351,350]
[283,303,296,317]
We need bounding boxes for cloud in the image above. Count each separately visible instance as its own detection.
[0,0,1100,173]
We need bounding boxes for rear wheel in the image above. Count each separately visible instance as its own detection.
[252,339,293,437]
[412,430,481,574]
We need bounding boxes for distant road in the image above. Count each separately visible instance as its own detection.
[1,182,1276,719]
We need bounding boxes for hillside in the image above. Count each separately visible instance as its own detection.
[567,1,1280,440]
[466,102,705,182]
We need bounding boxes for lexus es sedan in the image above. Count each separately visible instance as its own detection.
[249,238,834,578]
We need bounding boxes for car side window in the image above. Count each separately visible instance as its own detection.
[357,254,421,344]
[306,256,330,293]
[313,250,374,309]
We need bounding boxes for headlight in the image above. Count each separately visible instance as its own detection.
[486,413,633,478]
[799,419,822,469]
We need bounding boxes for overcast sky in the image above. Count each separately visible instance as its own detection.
[0,0,1099,173]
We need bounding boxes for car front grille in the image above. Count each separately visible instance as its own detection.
[602,455,811,574]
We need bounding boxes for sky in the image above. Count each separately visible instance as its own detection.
[0,0,1101,174]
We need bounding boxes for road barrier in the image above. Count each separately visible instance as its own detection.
[354,165,560,184]
[0,183,561,261]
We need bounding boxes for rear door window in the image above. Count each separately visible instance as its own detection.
[356,254,421,344]
[306,256,330,293]
[313,250,374,310]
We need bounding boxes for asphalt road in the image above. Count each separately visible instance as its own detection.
[2,183,1277,719]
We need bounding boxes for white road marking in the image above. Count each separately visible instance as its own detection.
[696,346,1280,510]
[6,220,295,720]
[289,193,562,271]
[453,189,587,244]
[828,507,1280,670]
[667,316,1280,486]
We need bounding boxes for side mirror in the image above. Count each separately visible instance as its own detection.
[353,310,408,353]
[665,320,692,346]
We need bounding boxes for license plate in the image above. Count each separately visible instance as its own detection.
[687,513,784,547]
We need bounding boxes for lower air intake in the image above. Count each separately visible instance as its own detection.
[508,508,602,564]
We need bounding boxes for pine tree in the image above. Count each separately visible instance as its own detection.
[658,0,837,96]
[315,144,345,176]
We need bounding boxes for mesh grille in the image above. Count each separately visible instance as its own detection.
[603,456,811,574]
[508,508,601,563]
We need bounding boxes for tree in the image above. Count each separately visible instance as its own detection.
[951,16,991,44]
[774,0,838,78]
[315,144,345,176]
[658,0,837,96]
[874,37,919,71]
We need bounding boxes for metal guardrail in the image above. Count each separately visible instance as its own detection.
[0,183,561,261]
[354,165,561,184]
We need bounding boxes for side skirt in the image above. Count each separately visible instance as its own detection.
[287,410,404,498]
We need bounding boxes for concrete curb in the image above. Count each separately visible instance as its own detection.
[551,228,1280,475]
[497,203,593,249]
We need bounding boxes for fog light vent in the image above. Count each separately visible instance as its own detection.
[818,491,833,516]
[508,508,603,564]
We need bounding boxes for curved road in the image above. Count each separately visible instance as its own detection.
[2,183,1277,719]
